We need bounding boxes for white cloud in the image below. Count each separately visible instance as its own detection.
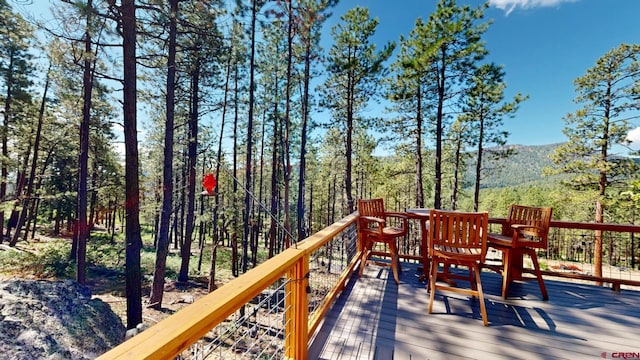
[627,127,640,150]
[490,0,578,15]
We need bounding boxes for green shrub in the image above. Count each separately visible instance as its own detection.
[0,240,74,278]
[36,240,74,278]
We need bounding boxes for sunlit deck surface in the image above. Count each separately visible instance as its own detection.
[309,262,640,360]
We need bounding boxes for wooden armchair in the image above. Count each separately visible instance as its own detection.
[428,209,489,326]
[357,198,408,284]
[487,204,553,300]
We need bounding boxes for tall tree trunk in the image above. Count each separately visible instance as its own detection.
[197,163,206,273]
[242,0,257,273]
[11,67,50,248]
[594,103,611,281]
[179,55,200,283]
[257,106,266,251]
[172,169,180,250]
[208,44,232,292]
[450,136,461,211]
[297,9,311,241]
[434,48,447,210]
[178,151,187,249]
[75,5,94,284]
[88,159,99,231]
[308,180,313,234]
[252,105,267,266]
[282,0,293,247]
[268,67,280,258]
[345,66,354,214]
[1,50,15,243]
[26,148,53,241]
[231,49,239,277]
[415,84,424,208]
[149,0,177,308]
[7,144,30,240]
[473,116,485,212]
[121,0,143,329]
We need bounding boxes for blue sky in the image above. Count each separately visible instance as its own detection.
[322,0,640,149]
[16,0,640,152]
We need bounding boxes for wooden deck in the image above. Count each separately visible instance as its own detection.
[309,262,640,359]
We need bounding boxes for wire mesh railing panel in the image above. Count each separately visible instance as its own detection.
[98,214,360,360]
[183,278,291,360]
[307,222,358,316]
[544,228,640,281]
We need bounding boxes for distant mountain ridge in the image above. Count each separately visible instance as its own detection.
[466,143,563,189]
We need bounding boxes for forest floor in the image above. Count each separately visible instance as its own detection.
[88,270,213,329]
[85,242,240,332]
[0,230,224,334]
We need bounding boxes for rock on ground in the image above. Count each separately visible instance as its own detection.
[0,279,125,360]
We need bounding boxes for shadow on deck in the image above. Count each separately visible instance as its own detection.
[309,262,640,360]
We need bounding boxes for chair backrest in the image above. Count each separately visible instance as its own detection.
[357,198,386,219]
[429,209,488,260]
[505,204,553,248]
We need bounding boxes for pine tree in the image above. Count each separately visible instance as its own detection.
[549,43,640,278]
[321,6,394,213]
[462,63,526,211]
[0,0,36,244]
[416,0,489,209]
[385,20,429,208]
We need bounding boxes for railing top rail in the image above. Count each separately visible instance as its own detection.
[294,213,357,254]
[490,218,640,233]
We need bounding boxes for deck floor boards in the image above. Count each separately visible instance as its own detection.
[309,262,640,360]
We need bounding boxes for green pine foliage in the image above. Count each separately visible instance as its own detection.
[466,143,567,189]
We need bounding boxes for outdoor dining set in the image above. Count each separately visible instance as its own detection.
[357,198,553,327]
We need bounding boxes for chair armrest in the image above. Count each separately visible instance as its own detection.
[510,224,544,232]
[360,215,385,224]
[510,224,548,246]
[386,212,409,226]
[510,224,546,237]
[385,211,408,219]
[359,216,385,234]
[385,212,409,236]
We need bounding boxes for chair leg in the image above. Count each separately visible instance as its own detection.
[359,245,370,278]
[528,249,549,300]
[473,263,488,326]
[428,257,438,314]
[501,248,512,299]
[390,242,400,284]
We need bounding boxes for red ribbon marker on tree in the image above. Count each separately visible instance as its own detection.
[202,173,217,195]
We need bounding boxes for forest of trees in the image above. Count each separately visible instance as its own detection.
[1,0,639,328]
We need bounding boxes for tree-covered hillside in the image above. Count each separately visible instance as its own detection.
[466,143,565,189]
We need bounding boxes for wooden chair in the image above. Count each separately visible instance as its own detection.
[428,209,489,326]
[486,204,552,300]
[357,198,408,285]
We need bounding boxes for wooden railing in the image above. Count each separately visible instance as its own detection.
[524,219,640,290]
[98,212,640,359]
[98,213,359,360]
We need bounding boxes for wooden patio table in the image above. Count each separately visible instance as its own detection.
[405,208,466,288]
[404,208,431,280]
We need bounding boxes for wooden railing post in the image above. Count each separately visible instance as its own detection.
[285,254,309,360]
